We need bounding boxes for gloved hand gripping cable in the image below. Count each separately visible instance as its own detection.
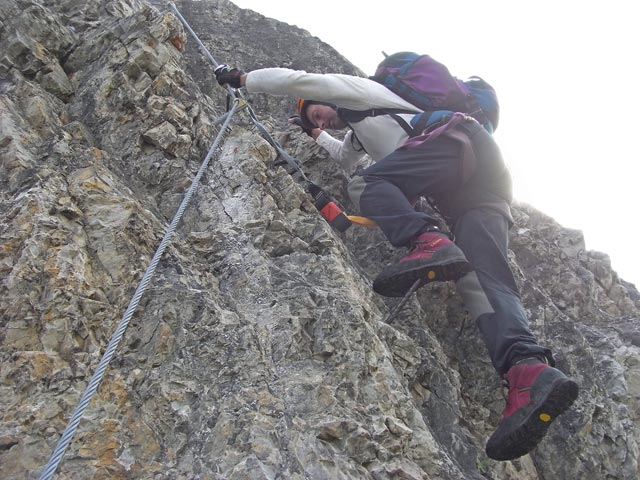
[168,2,376,231]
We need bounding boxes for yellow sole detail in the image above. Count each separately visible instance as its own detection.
[539,413,552,422]
[427,271,436,280]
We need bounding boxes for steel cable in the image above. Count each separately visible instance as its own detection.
[39,99,240,480]
[167,2,309,182]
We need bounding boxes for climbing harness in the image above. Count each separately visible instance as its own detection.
[39,4,377,477]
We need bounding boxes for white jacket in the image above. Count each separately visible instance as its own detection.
[245,68,422,171]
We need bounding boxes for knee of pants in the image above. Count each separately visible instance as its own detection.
[456,271,495,322]
[347,175,367,209]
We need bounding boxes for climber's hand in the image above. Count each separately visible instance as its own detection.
[288,115,315,137]
[288,115,322,139]
[214,64,245,88]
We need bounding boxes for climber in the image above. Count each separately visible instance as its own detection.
[214,64,579,461]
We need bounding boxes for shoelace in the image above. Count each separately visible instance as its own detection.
[409,235,443,252]
[501,379,510,402]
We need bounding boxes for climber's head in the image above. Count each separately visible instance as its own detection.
[297,99,346,130]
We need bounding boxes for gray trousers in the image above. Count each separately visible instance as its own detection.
[453,207,552,374]
[348,118,552,374]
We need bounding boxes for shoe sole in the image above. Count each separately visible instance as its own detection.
[486,377,579,461]
[373,258,472,297]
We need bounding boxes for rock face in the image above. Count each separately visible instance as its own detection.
[1,1,638,479]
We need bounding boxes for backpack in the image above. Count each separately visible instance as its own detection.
[339,52,499,134]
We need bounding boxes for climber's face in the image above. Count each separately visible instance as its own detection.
[305,104,346,130]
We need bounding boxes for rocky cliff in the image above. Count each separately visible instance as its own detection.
[1,1,639,479]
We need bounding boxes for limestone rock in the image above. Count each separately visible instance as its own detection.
[1,1,638,479]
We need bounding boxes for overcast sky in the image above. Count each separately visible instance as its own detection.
[229,0,640,288]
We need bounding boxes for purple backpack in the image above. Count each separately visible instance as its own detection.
[349,52,499,133]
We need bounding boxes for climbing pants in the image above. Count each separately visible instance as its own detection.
[347,118,552,374]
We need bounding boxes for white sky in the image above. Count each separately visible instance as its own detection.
[231,0,640,288]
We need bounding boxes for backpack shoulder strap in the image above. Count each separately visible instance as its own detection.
[337,107,418,137]
[337,107,413,123]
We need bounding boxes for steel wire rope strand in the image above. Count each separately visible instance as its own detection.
[167,2,309,182]
[39,99,241,480]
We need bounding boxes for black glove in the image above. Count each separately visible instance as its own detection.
[214,64,245,89]
[288,115,314,137]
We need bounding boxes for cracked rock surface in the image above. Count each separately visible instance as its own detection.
[1,1,638,479]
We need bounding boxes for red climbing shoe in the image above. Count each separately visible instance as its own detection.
[486,361,579,461]
[373,231,471,297]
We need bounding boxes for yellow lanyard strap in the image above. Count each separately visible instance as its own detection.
[346,215,377,228]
